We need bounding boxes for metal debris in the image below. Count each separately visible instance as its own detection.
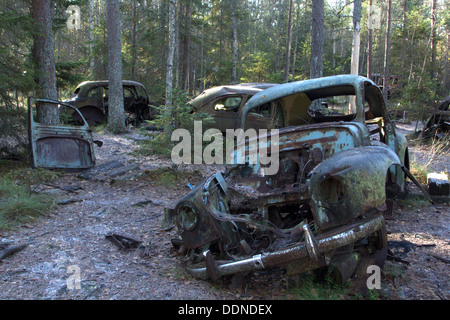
[0,244,28,262]
[105,233,142,251]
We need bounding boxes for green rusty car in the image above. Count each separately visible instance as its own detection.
[165,75,424,287]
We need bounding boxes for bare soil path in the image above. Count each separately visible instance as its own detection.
[0,124,448,300]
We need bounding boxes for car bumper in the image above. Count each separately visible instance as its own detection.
[186,211,385,280]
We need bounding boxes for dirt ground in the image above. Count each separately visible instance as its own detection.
[0,123,448,300]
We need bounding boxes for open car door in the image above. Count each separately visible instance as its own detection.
[28,98,99,169]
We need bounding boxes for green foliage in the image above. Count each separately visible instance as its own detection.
[403,76,436,105]
[56,61,86,91]
[138,89,214,158]
[408,134,450,184]
[287,273,348,300]
[396,192,430,209]
[0,164,58,230]
[0,4,34,159]
[0,106,29,160]
[145,165,202,188]
[0,3,35,160]
[0,6,36,96]
[1,0,450,147]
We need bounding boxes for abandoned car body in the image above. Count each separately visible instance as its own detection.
[64,80,156,125]
[166,75,411,284]
[28,98,98,169]
[189,83,281,133]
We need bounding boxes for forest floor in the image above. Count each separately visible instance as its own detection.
[0,122,448,300]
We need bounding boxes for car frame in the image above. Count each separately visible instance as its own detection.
[64,80,156,125]
[165,75,420,286]
[189,83,282,133]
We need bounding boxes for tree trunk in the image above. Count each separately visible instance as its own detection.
[181,0,192,93]
[275,0,286,73]
[283,0,293,83]
[430,0,436,82]
[131,0,137,81]
[399,0,408,76]
[175,0,181,89]
[199,2,206,92]
[89,0,96,74]
[310,0,324,79]
[230,0,238,84]
[350,0,362,75]
[166,0,177,108]
[31,0,58,125]
[106,0,126,133]
[444,34,450,92]
[291,4,300,81]
[383,0,392,102]
[402,0,408,30]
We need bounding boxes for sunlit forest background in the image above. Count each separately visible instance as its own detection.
[1,0,449,157]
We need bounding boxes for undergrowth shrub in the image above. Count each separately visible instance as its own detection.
[138,90,214,158]
[0,162,58,230]
[0,104,29,160]
[409,133,449,184]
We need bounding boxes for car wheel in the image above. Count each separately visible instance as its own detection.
[73,107,106,126]
[314,223,388,295]
[346,225,388,295]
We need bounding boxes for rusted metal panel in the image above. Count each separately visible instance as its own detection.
[308,146,401,231]
[28,98,97,169]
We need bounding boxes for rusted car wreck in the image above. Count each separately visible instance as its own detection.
[165,75,413,285]
[64,80,156,126]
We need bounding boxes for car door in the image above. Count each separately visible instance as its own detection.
[244,102,273,130]
[123,86,136,111]
[210,95,244,132]
[28,98,98,169]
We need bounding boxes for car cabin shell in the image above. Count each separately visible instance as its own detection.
[64,80,154,125]
[189,83,282,133]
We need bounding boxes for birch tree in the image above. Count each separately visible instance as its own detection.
[165,0,177,108]
[283,0,293,82]
[350,0,362,75]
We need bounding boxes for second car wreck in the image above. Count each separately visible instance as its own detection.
[165,75,422,286]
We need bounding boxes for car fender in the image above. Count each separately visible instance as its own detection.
[308,146,401,231]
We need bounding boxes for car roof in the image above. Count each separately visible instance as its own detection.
[74,80,145,94]
[240,74,384,127]
[189,83,279,109]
